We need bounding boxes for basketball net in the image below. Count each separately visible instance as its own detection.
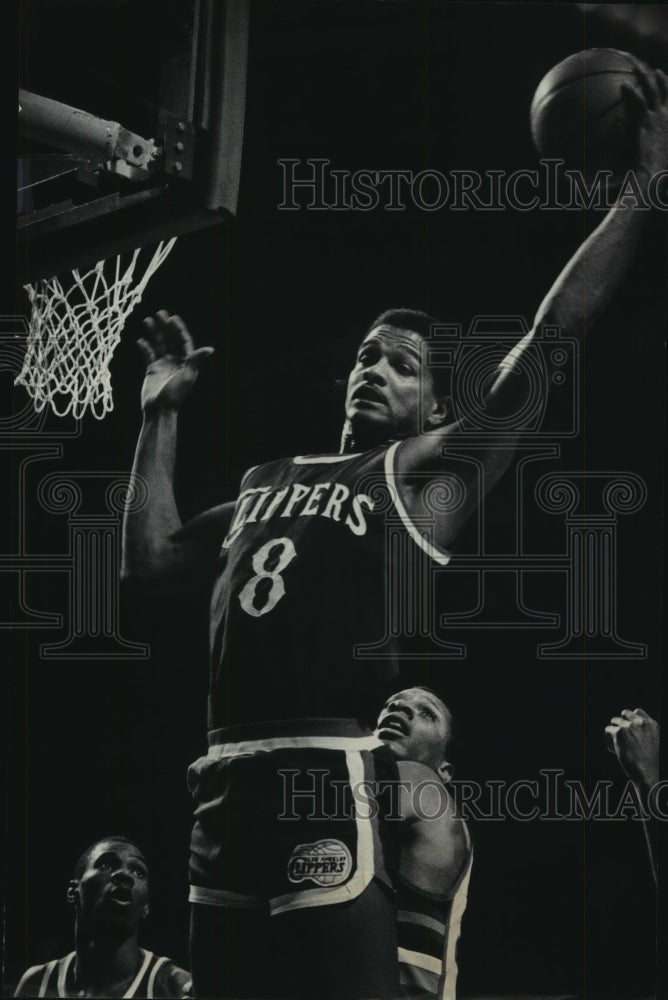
[16,238,177,419]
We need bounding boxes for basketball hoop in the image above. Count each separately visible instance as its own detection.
[16,238,176,420]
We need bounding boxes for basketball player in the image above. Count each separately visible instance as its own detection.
[122,61,668,1000]
[606,708,660,886]
[375,687,471,1000]
[14,837,192,998]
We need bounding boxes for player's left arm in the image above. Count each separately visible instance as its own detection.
[485,60,668,417]
[396,62,668,551]
[606,708,660,886]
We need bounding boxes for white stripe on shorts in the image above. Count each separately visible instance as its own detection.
[207,734,384,758]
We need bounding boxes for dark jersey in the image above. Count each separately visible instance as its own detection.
[14,949,192,999]
[208,443,450,731]
[397,837,473,1000]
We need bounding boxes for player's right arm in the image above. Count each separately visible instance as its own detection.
[121,311,233,594]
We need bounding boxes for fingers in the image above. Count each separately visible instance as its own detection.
[606,707,658,767]
[188,346,216,365]
[619,708,654,725]
[162,312,194,356]
[606,714,631,755]
[628,64,668,113]
[139,311,214,361]
[631,61,659,110]
[604,724,619,754]
[153,309,176,355]
[644,67,668,110]
[141,314,165,357]
[621,707,645,723]
[136,337,156,366]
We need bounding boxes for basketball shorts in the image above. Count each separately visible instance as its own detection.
[187,720,400,916]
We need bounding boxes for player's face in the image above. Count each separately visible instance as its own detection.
[375,688,451,770]
[74,840,149,930]
[345,326,446,447]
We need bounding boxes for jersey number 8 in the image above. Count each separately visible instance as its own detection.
[238,537,298,617]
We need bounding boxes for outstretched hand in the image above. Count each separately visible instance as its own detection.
[622,59,668,178]
[605,707,660,789]
[137,311,214,413]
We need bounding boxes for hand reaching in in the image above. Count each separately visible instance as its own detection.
[137,311,214,413]
[622,59,668,179]
[605,707,660,789]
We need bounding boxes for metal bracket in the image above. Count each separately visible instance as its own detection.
[158,112,195,180]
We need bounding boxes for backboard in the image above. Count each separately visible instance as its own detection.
[17,0,249,284]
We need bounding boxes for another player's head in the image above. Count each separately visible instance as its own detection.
[67,836,150,934]
[375,686,454,782]
[343,309,451,451]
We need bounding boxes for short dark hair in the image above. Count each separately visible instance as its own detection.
[364,308,452,397]
[410,685,455,755]
[366,308,439,340]
[72,836,144,881]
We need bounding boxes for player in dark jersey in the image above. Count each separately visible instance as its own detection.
[14,837,191,999]
[375,687,471,1000]
[121,64,668,1000]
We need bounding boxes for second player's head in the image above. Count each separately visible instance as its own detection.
[343,309,451,451]
[375,685,454,782]
[67,836,150,934]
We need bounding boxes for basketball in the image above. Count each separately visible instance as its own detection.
[530,48,642,177]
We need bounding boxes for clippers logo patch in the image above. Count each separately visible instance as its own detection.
[287,839,353,886]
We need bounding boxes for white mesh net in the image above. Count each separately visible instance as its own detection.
[16,238,177,419]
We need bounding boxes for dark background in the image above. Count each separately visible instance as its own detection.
[3,3,666,998]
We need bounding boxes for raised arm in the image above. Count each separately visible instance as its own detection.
[486,61,668,415]
[395,63,668,550]
[121,310,232,594]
